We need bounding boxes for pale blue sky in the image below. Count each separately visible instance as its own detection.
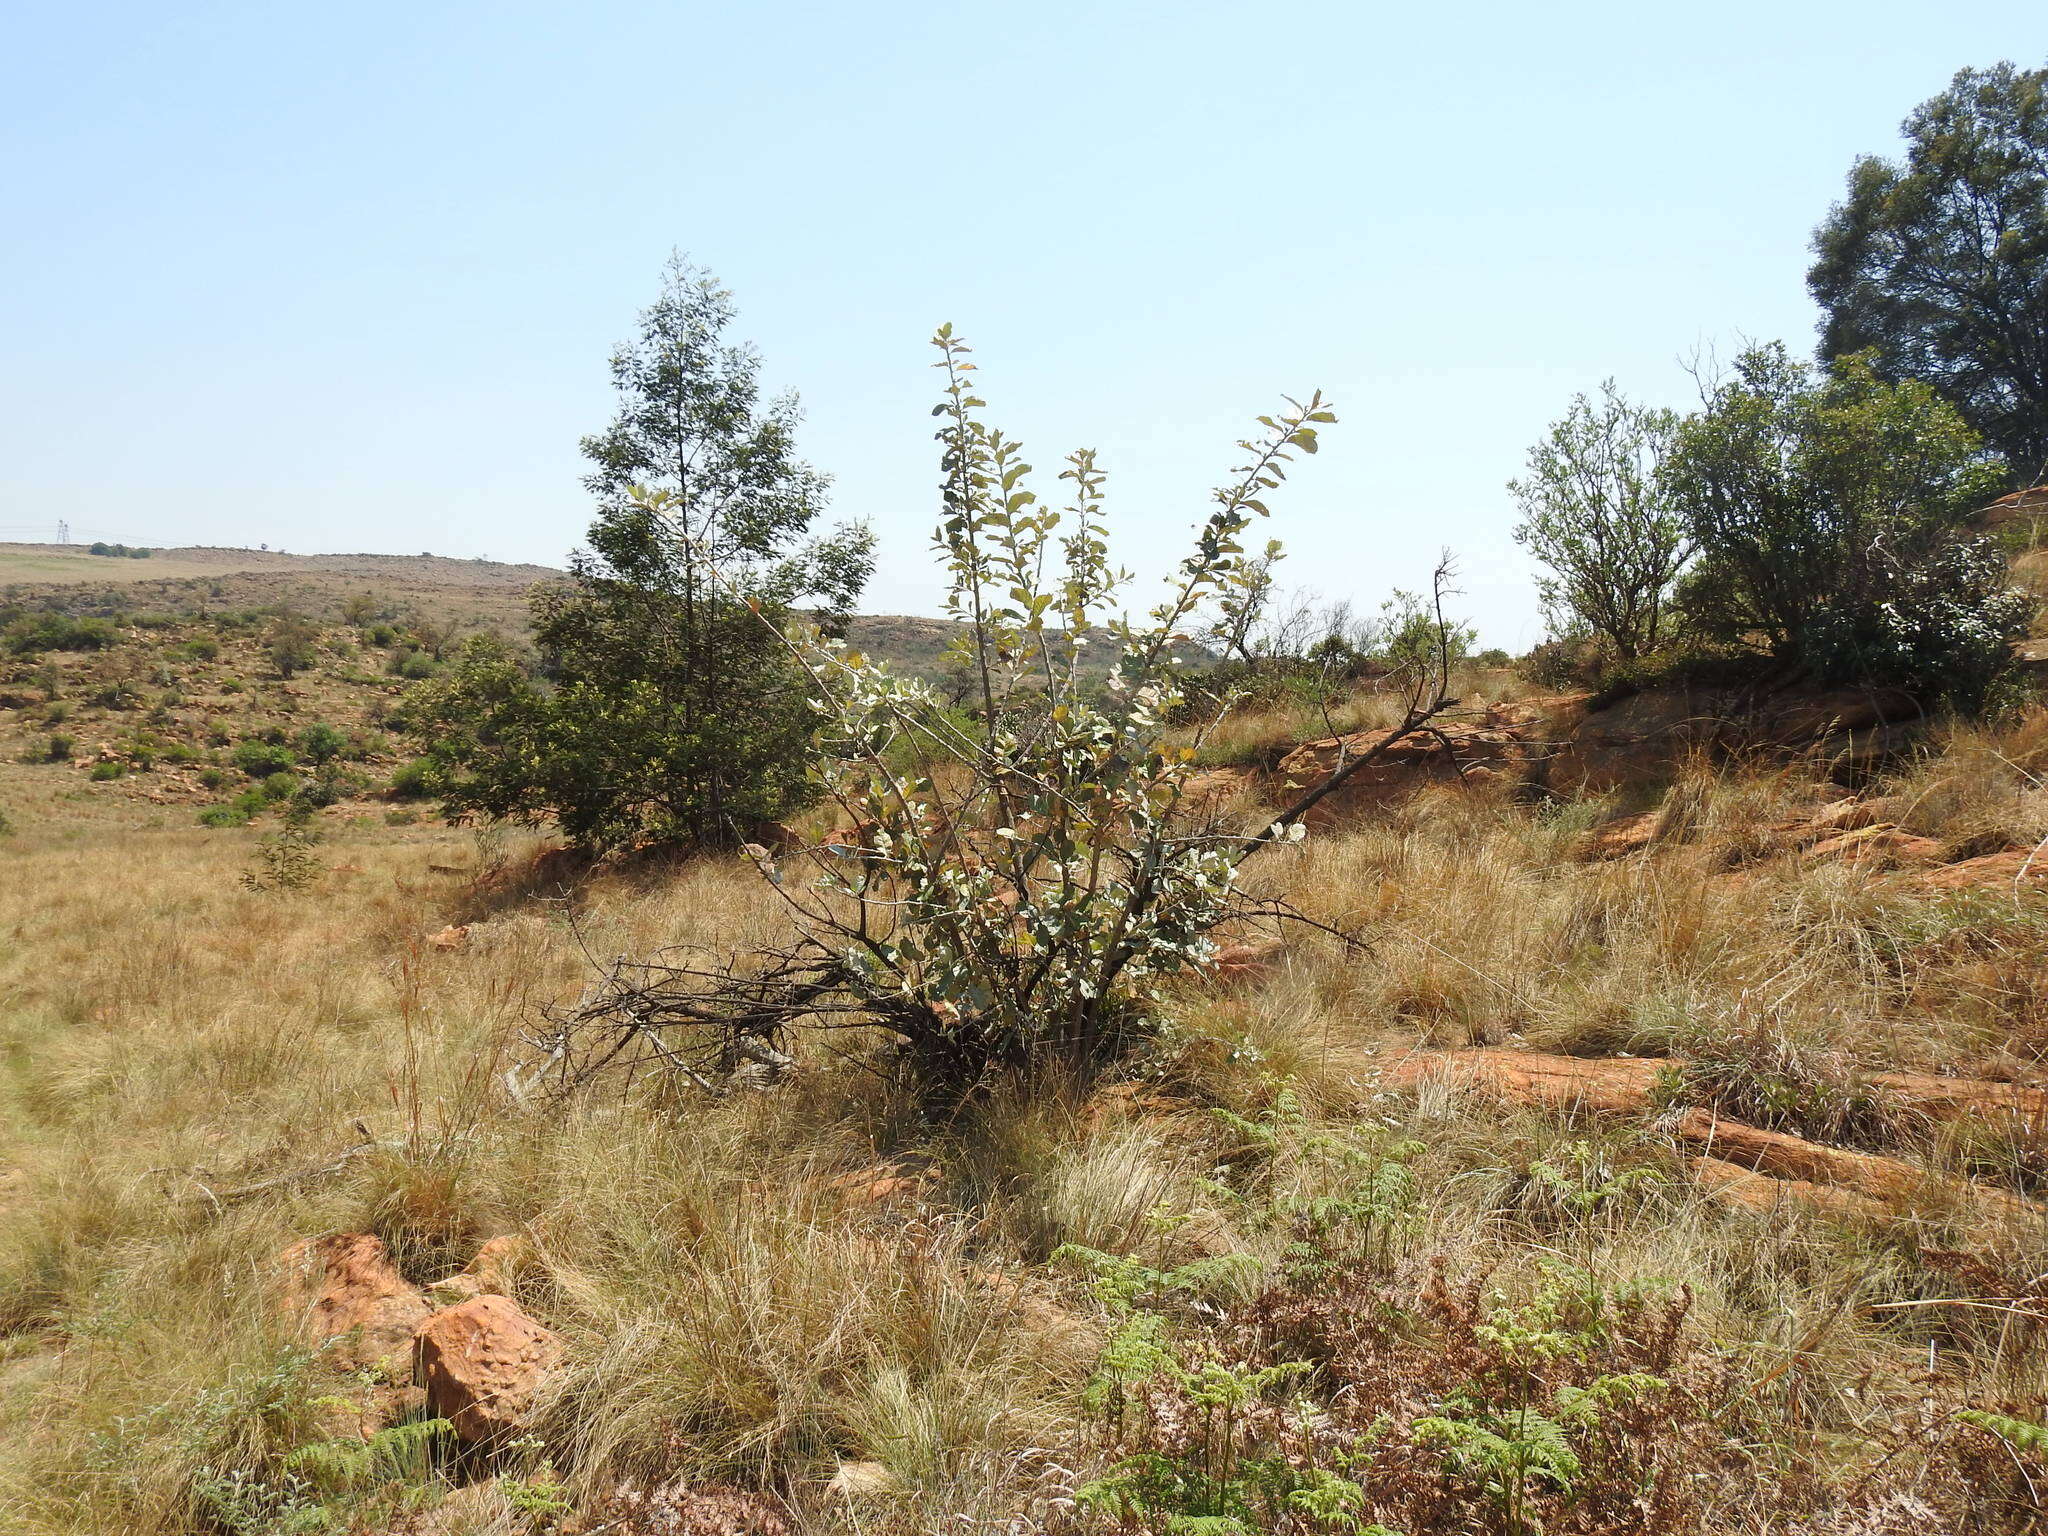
[3,3,2040,645]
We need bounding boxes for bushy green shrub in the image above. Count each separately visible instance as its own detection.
[297,723,347,764]
[401,258,872,855]
[387,759,433,799]
[232,740,297,778]
[1664,344,2018,705]
[88,761,124,781]
[267,617,319,679]
[3,614,118,656]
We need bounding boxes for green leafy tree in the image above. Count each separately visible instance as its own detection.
[267,616,319,679]
[407,257,873,851]
[1809,61,2048,480]
[1510,382,1685,660]
[1663,343,2021,702]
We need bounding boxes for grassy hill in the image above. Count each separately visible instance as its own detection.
[0,543,1063,833]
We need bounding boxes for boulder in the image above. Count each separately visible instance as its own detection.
[275,1233,432,1376]
[415,1294,565,1444]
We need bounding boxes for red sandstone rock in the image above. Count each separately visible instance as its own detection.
[275,1233,432,1376]
[1275,722,1529,824]
[414,1294,565,1444]
[1920,849,2048,893]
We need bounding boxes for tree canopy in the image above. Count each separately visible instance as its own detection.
[1809,60,2048,481]
[1663,343,2021,703]
[1510,382,1685,662]
[408,258,873,851]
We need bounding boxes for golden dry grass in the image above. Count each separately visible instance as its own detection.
[7,713,2048,1531]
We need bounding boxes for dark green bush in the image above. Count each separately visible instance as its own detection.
[88,761,124,781]
[387,759,433,799]
[298,723,347,763]
[4,614,118,656]
[232,740,297,778]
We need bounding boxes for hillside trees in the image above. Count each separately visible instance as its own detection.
[1809,61,2048,480]
[1663,343,2022,703]
[406,258,872,851]
[1510,382,1685,661]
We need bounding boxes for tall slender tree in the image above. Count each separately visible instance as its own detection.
[408,257,873,850]
[1510,381,1685,661]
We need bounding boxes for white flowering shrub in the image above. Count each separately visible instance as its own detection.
[777,328,1325,1083]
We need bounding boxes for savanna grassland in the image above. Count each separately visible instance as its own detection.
[7,598,2048,1532]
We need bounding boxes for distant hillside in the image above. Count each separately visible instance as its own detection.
[0,543,1164,681]
[0,545,1190,831]
[0,543,563,637]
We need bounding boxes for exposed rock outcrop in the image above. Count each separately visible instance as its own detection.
[414,1294,565,1444]
[1275,722,1531,824]
[275,1233,432,1377]
[1389,1048,2045,1230]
